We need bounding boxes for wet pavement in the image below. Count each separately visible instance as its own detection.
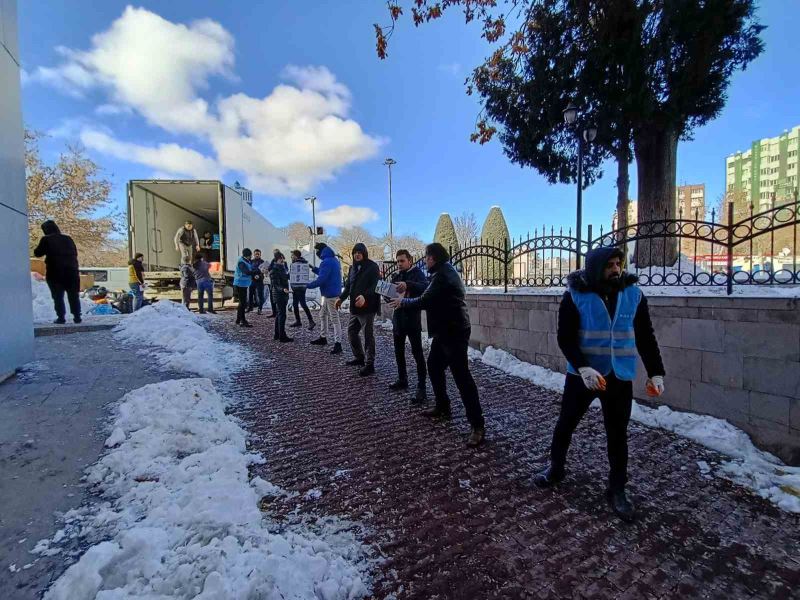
[219,312,800,600]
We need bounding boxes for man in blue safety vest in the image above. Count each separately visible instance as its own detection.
[534,247,665,522]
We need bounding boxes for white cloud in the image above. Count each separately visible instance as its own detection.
[80,129,223,179]
[316,205,379,228]
[95,103,133,116]
[28,7,381,196]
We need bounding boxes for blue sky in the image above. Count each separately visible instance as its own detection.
[18,1,800,242]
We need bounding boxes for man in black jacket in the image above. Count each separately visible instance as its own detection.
[387,249,428,403]
[33,220,82,324]
[390,243,485,447]
[534,246,665,523]
[336,242,380,376]
[248,249,266,314]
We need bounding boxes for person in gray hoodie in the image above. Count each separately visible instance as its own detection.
[193,252,216,314]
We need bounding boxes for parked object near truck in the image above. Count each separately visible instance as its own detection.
[127,180,296,303]
[79,267,128,293]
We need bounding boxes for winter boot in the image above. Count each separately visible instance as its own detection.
[330,342,343,355]
[422,406,452,420]
[410,385,427,405]
[607,488,636,523]
[308,320,316,330]
[346,358,365,367]
[239,321,253,328]
[199,309,206,314]
[359,364,375,377]
[466,428,486,448]
[257,308,262,315]
[533,466,565,489]
[53,317,66,324]
[280,336,294,343]
[290,321,302,328]
[388,379,408,391]
[310,336,328,346]
[73,316,82,324]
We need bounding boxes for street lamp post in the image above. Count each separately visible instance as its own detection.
[384,158,397,256]
[563,103,597,269]
[305,196,317,267]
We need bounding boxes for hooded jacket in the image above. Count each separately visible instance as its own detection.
[340,243,380,315]
[400,260,470,340]
[307,246,343,298]
[558,247,665,378]
[33,221,79,280]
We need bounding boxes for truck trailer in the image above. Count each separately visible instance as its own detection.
[127,180,294,302]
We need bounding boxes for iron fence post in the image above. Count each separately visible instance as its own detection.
[504,237,509,293]
[727,201,734,295]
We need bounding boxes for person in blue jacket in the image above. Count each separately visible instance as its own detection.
[233,248,255,328]
[308,243,344,355]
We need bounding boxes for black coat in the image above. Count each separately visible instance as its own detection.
[401,261,470,341]
[33,221,79,283]
[251,257,265,283]
[389,265,427,333]
[269,262,289,290]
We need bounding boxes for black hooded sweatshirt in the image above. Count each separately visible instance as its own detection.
[33,221,79,280]
[340,242,380,315]
[557,247,665,378]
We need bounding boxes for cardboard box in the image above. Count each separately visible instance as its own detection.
[79,273,95,291]
[30,257,46,277]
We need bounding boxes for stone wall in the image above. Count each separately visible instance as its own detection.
[465,292,800,465]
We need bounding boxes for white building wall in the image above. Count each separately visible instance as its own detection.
[0,0,33,380]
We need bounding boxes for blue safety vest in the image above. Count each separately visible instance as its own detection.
[566,285,642,381]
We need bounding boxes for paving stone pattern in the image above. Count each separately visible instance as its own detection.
[219,313,800,600]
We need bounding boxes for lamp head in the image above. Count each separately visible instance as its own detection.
[562,102,578,125]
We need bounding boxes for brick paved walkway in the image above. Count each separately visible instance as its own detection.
[217,313,800,600]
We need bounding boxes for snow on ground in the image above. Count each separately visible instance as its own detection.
[112,301,248,378]
[40,379,373,600]
[467,284,800,297]
[31,274,95,322]
[469,345,800,513]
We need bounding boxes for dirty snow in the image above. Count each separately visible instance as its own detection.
[469,345,800,513]
[112,300,247,378]
[30,274,95,322]
[42,378,373,600]
[467,283,800,298]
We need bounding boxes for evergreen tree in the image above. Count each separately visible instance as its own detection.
[433,213,460,255]
[478,206,511,283]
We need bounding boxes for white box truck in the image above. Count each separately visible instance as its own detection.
[127,180,295,302]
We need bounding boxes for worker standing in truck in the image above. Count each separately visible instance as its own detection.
[174,220,200,265]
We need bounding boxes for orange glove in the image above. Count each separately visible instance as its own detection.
[646,376,665,397]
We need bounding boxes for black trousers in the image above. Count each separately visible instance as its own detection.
[267,284,277,315]
[393,328,427,386]
[235,286,249,323]
[428,334,484,429]
[550,373,633,491]
[47,274,81,319]
[249,280,265,310]
[292,287,314,323]
[273,290,289,339]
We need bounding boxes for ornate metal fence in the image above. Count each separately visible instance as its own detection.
[380,199,800,295]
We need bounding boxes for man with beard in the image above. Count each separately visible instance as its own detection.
[336,243,380,376]
[534,247,665,523]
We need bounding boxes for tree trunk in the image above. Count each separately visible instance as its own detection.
[614,153,631,264]
[633,125,679,267]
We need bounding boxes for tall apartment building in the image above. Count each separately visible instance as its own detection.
[725,125,800,216]
[677,184,706,219]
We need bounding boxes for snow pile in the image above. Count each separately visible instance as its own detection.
[113,301,247,378]
[30,274,94,322]
[478,346,566,393]
[469,345,800,513]
[43,379,372,600]
[631,403,800,513]
[467,283,800,298]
